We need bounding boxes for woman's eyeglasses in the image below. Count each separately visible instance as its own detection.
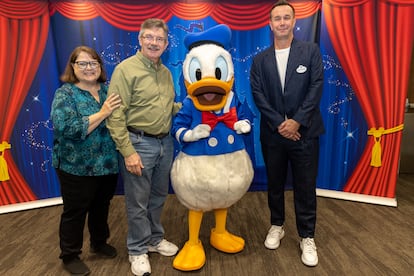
[74,61,100,69]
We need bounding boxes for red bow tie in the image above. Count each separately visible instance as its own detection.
[201,107,238,130]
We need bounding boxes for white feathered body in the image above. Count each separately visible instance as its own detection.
[171,150,253,211]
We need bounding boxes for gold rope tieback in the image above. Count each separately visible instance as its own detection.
[0,141,12,181]
[367,124,404,167]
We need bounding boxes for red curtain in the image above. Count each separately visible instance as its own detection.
[49,1,321,31]
[0,0,50,204]
[323,0,414,197]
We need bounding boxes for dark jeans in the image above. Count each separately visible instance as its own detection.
[56,169,118,261]
[262,137,319,238]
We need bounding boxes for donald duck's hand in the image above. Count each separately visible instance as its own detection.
[183,124,211,142]
[234,119,251,134]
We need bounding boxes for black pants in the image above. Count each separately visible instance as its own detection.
[56,169,118,261]
[261,137,319,238]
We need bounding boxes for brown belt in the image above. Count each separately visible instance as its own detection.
[127,126,169,139]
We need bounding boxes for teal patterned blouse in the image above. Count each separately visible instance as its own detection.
[51,83,118,176]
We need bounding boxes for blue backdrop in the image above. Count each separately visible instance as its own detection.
[10,12,366,199]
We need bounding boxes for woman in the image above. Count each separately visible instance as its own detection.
[51,46,121,275]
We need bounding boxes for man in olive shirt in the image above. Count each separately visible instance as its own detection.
[106,18,181,276]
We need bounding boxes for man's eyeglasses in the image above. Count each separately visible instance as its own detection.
[142,35,167,44]
[74,61,100,69]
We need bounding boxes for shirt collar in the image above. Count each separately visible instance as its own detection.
[136,51,162,69]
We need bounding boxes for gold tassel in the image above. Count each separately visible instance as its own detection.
[0,141,12,181]
[367,124,404,167]
[370,135,382,167]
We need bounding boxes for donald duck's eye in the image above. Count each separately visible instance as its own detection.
[196,69,202,80]
[188,57,202,83]
[215,68,221,80]
[215,56,228,81]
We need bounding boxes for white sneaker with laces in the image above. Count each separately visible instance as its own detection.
[148,239,178,256]
[129,254,151,276]
[264,225,285,249]
[300,238,318,266]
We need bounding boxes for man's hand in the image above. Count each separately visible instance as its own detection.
[278,119,301,141]
[124,152,144,176]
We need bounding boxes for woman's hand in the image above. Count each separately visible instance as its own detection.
[100,93,121,117]
[87,93,122,134]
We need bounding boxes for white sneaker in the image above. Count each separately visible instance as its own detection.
[300,238,318,266]
[148,239,178,256]
[129,254,151,276]
[264,225,285,249]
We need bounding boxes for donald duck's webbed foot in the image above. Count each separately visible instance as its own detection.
[210,228,245,253]
[172,240,205,271]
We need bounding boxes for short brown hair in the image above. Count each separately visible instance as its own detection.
[139,18,169,38]
[270,0,296,19]
[60,46,107,83]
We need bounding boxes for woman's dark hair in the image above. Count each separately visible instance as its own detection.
[60,46,107,83]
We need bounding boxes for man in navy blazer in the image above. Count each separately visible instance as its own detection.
[250,0,324,267]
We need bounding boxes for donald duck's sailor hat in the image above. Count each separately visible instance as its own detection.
[184,24,232,50]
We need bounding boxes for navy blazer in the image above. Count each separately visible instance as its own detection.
[250,38,325,143]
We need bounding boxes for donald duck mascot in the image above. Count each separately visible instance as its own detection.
[170,24,254,271]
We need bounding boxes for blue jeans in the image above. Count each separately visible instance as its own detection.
[119,132,174,255]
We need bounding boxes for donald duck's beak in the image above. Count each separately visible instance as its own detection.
[185,77,234,112]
